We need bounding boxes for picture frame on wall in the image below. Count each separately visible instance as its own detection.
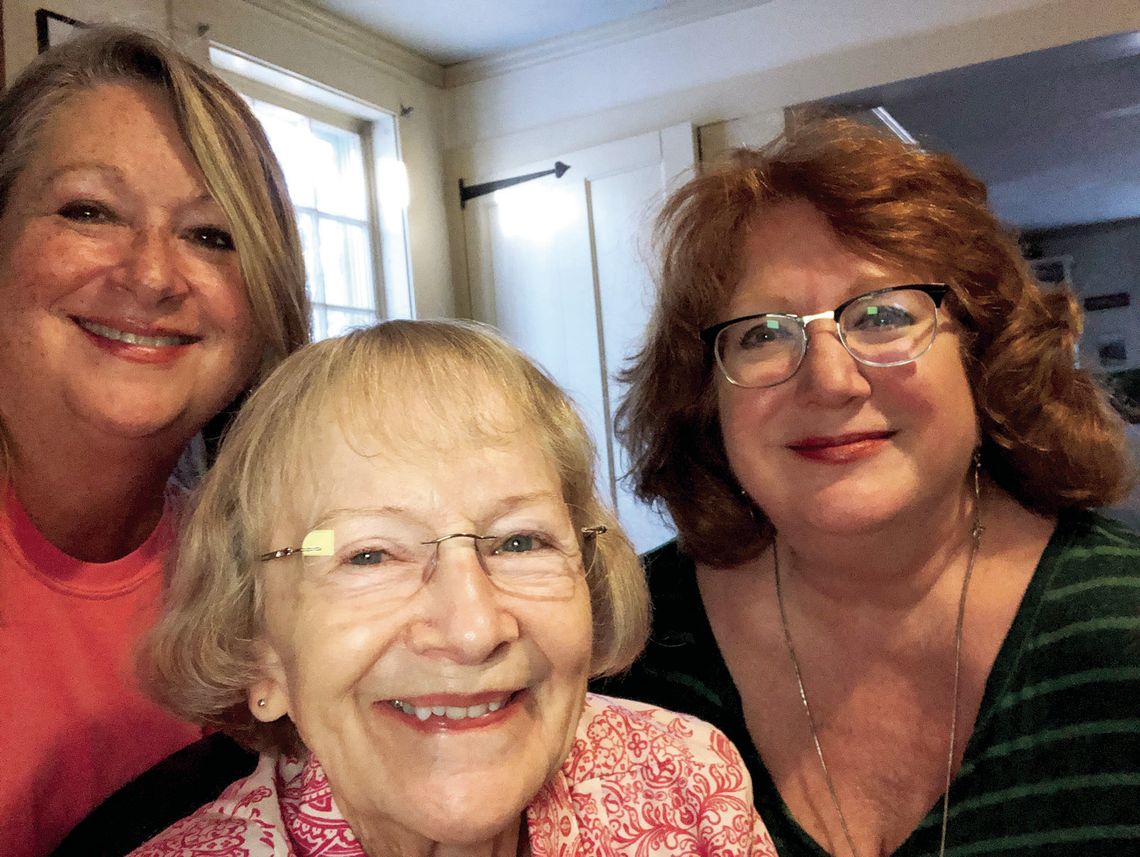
[35,9,85,53]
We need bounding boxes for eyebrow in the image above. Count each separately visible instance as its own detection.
[40,162,217,206]
[308,492,564,530]
[41,162,126,187]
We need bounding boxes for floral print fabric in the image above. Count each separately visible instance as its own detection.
[131,694,776,856]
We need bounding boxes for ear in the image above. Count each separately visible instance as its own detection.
[248,638,290,722]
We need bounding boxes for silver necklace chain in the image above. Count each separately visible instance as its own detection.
[772,461,983,857]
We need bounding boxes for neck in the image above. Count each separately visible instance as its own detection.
[358,816,525,857]
[772,477,981,616]
[7,421,185,562]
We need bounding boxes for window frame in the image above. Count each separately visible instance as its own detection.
[210,47,415,331]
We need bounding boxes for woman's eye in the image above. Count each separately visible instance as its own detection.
[851,305,915,330]
[57,201,112,224]
[496,533,541,554]
[188,226,236,251]
[739,319,793,349]
[347,548,389,566]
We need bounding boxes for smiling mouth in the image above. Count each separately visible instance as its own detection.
[385,691,520,723]
[75,318,198,348]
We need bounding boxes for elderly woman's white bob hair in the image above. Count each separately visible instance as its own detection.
[146,319,649,752]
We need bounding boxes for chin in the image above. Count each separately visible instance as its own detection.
[93,410,193,442]
[69,391,199,443]
[795,486,914,535]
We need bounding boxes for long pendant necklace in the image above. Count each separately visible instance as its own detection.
[773,462,984,857]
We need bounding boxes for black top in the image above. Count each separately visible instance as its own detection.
[51,732,257,856]
[592,511,1140,856]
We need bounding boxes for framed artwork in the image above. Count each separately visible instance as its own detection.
[35,8,84,53]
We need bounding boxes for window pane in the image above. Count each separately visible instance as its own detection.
[295,210,322,302]
[318,306,376,339]
[314,127,368,220]
[318,218,375,312]
[250,100,318,209]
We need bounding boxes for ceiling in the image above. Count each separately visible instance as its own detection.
[306,0,756,66]
[825,30,1140,231]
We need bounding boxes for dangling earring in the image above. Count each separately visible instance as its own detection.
[971,449,985,540]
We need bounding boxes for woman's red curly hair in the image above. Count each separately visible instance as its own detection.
[617,115,1131,567]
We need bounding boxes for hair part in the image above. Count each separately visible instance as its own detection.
[618,114,1131,568]
[145,320,648,753]
[0,25,310,483]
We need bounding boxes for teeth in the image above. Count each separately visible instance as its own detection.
[390,696,511,722]
[78,319,194,347]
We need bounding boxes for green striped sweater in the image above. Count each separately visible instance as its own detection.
[593,511,1140,856]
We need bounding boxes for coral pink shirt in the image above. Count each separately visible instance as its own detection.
[132,694,777,856]
[0,488,201,856]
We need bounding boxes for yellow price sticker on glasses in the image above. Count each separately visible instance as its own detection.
[301,529,335,556]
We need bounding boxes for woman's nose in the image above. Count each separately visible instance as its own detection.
[796,319,872,406]
[406,540,520,663]
[118,228,187,304]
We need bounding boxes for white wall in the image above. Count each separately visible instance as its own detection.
[1,0,455,318]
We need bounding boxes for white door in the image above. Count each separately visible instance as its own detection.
[464,125,695,552]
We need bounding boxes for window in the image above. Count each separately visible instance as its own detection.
[210,48,414,339]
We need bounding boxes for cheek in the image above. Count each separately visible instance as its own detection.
[206,270,263,376]
[532,591,593,684]
[717,384,782,464]
[286,599,408,699]
[0,230,98,306]
[192,256,256,334]
[872,355,978,462]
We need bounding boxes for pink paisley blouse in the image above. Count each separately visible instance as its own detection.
[131,694,777,856]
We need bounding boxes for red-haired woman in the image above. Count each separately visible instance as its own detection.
[596,117,1139,857]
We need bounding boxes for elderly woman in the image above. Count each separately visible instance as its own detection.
[130,320,776,857]
[0,26,308,853]
[595,117,1140,857]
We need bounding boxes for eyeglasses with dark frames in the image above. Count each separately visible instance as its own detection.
[701,284,950,389]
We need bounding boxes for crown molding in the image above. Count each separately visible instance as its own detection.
[444,0,772,88]
[240,0,445,88]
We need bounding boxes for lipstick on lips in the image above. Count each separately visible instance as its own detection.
[378,689,525,732]
[73,316,199,365]
[787,431,895,464]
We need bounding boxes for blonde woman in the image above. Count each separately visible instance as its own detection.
[0,26,308,854]
[132,320,775,857]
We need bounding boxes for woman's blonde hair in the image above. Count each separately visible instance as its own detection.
[619,115,1131,567]
[0,25,310,481]
[146,320,649,753]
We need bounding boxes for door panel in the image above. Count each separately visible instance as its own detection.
[464,126,695,552]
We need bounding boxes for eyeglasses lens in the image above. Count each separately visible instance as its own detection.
[716,288,939,388]
[839,289,937,367]
[716,315,805,388]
